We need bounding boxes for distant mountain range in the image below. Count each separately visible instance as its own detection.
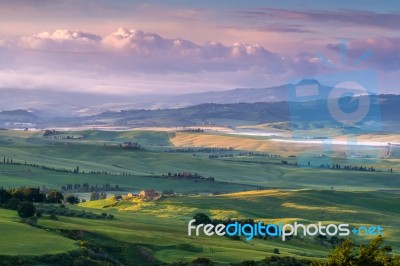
[0,80,397,130]
[0,94,398,132]
[0,109,38,118]
[0,79,371,117]
[84,94,399,129]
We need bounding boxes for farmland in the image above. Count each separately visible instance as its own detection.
[0,128,399,265]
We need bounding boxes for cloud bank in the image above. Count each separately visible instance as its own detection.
[0,27,398,95]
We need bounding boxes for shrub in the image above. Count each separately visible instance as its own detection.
[27,216,38,224]
[47,191,64,204]
[192,213,211,225]
[65,195,79,204]
[5,198,20,210]
[191,257,214,266]
[324,236,399,266]
[84,214,94,219]
[18,201,36,218]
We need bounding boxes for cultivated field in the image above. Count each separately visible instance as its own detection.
[0,128,398,264]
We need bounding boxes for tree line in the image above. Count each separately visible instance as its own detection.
[1,156,134,176]
[61,182,120,192]
[163,172,215,182]
[168,147,234,153]
[0,187,81,219]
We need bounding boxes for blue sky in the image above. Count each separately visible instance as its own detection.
[0,0,399,95]
[97,0,399,11]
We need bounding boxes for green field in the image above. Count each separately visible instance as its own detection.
[79,189,400,251]
[0,129,399,265]
[0,130,399,191]
[0,208,78,256]
[0,189,396,264]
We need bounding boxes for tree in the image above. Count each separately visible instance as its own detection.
[10,187,45,202]
[18,202,36,218]
[74,166,80,173]
[358,236,394,266]
[5,198,20,210]
[90,191,100,201]
[65,195,79,204]
[325,238,355,265]
[47,190,64,204]
[193,213,211,225]
[321,236,399,266]
[0,189,11,204]
[191,257,214,266]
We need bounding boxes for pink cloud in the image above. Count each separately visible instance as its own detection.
[19,29,101,51]
[0,27,356,94]
[12,27,285,72]
[102,27,278,63]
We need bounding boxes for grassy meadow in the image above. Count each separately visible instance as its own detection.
[0,208,77,256]
[0,128,399,264]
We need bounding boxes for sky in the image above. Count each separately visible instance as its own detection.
[0,0,399,95]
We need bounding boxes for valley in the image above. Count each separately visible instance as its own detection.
[0,127,398,264]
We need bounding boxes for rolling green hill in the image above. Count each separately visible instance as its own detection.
[0,129,398,265]
[0,130,399,191]
[38,189,400,263]
[0,208,78,256]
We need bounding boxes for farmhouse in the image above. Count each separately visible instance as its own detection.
[139,189,158,199]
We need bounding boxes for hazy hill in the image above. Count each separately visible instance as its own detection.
[82,94,400,130]
[0,109,40,127]
[0,109,37,118]
[0,84,397,130]
[0,79,369,117]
